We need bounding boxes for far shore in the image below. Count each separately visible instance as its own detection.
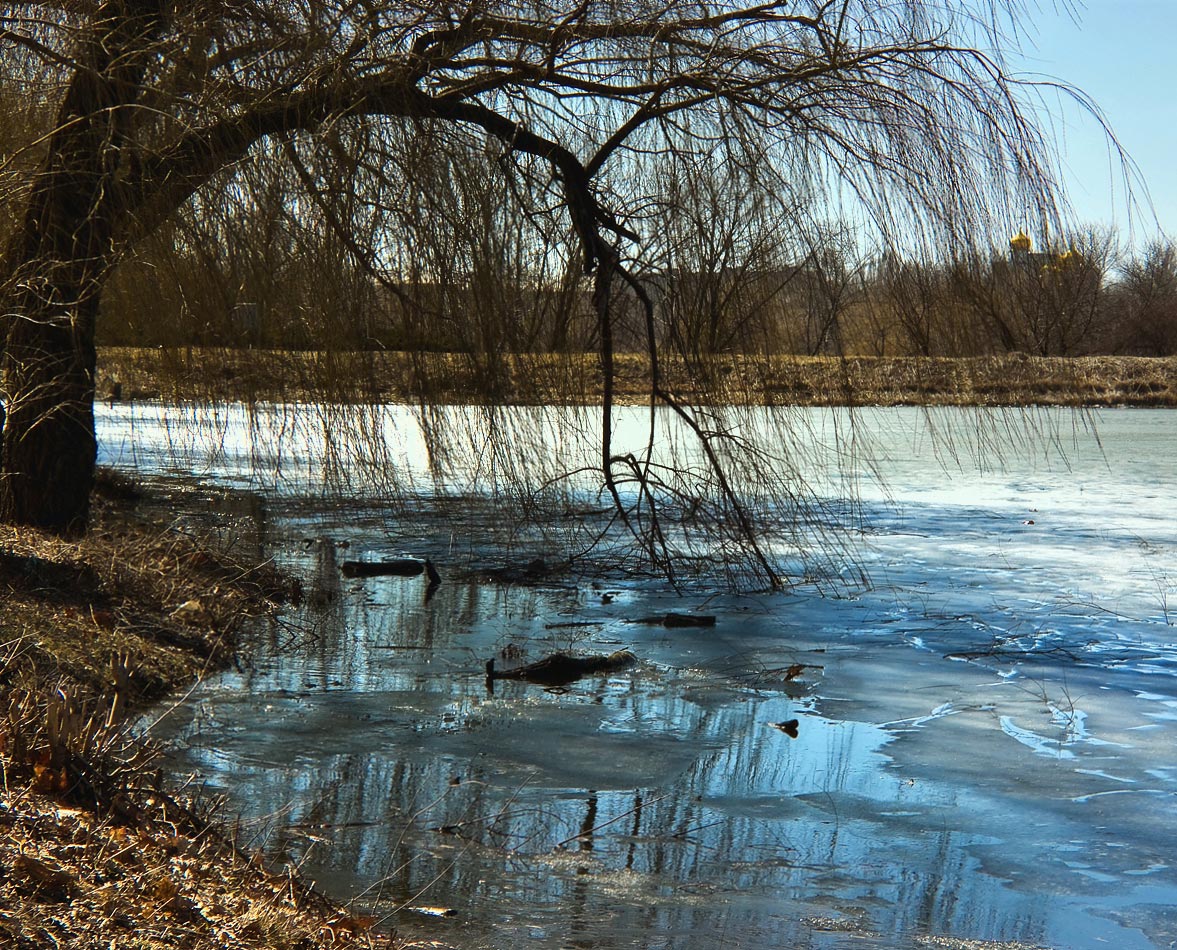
[97,348,1177,409]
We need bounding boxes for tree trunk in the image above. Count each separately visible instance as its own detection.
[0,1,164,534]
[0,293,98,534]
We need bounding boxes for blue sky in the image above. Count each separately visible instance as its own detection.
[1018,2,1176,242]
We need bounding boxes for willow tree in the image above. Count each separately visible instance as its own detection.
[0,1,1077,568]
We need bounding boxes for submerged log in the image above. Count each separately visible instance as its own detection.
[485,649,636,688]
[627,613,716,628]
[340,558,426,578]
[770,719,800,739]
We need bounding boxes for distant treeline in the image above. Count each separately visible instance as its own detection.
[99,225,1177,360]
[81,138,1173,360]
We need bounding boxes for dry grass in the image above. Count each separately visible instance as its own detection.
[98,347,1177,408]
[0,474,394,949]
[0,788,385,949]
[0,471,283,701]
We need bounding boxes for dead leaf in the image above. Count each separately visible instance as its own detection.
[32,763,70,795]
[169,599,205,621]
[326,914,376,934]
[15,854,75,893]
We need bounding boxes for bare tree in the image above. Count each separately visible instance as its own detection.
[0,1,1098,579]
[1109,239,1177,355]
[644,145,803,358]
[871,256,944,356]
[787,232,865,357]
[955,228,1116,357]
[1040,229,1117,356]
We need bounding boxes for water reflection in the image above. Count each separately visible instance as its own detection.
[122,407,1177,950]
[149,558,1133,950]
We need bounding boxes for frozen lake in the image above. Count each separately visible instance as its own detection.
[100,404,1177,949]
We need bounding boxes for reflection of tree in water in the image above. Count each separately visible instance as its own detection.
[156,501,1054,947]
[218,686,1048,947]
[301,538,347,654]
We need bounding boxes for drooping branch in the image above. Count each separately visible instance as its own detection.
[1,0,1126,570]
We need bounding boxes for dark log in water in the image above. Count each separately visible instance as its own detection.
[627,613,716,628]
[485,650,636,688]
[340,558,425,578]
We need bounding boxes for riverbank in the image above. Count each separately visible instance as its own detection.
[97,348,1177,407]
[0,473,390,949]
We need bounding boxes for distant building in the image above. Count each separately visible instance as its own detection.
[1007,230,1052,270]
[1000,231,1086,278]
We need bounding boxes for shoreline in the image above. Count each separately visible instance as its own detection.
[97,349,1177,409]
[0,474,390,949]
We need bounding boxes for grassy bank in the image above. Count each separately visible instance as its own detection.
[0,474,389,949]
[98,348,1177,407]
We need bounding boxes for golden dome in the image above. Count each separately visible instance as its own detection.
[1010,231,1032,253]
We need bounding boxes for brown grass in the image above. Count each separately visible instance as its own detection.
[0,474,395,949]
[0,787,386,949]
[98,347,1177,408]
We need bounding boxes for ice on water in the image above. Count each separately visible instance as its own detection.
[102,403,1177,950]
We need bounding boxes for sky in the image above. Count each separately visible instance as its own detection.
[1019,1,1176,244]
